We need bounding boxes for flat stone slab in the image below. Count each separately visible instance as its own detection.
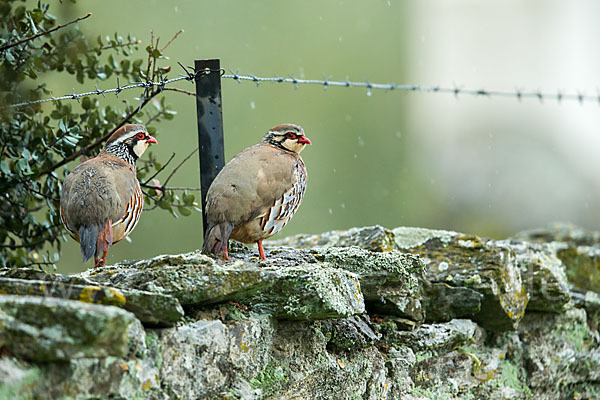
[81,250,365,320]
[0,277,183,327]
[392,227,528,331]
[513,223,600,295]
[505,240,571,313]
[379,318,479,352]
[513,222,600,247]
[0,295,138,361]
[311,246,426,321]
[269,224,397,252]
[556,245,600,293]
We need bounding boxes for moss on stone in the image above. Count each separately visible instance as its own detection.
[393,229,528,331]
[0,277,184,327]
[0,295,138,361]
[557,246,600,292]
[250,360,289,396]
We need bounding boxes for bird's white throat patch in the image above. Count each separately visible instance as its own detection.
[132,140,150,158]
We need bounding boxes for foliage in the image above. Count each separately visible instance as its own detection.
[0,0,197,269]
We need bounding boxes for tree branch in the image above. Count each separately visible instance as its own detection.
[161,29,184,52]
[164,87,195,96]
[142,152,176,184]
[140,183,201,191]
[39,89,161,177]
[162,146,199,187]
[0,13,92,52]
[91,40,141,53]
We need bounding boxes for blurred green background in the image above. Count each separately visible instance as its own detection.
[46,0,600,273]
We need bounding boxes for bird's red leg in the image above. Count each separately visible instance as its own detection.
[257,240,267,261]
[95,220,113,268]
[222,242,232,261]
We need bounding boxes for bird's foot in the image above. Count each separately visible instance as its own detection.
[94,257,106,269]
[257,240,268,261]
[223,246,232,261]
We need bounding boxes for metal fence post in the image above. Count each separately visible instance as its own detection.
[195,59,225,237]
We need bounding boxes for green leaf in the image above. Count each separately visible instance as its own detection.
[158,200,171,210]
[81,97,91,110]
[183,194,195,206]
[17,158,33,175]
[178,206,192,216]
[0,161,11,175]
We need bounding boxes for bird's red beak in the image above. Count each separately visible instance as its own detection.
[298,136,311,145]
[146,135,158,144]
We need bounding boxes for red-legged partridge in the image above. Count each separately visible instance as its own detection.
[60,124,157,268]
[202,123,311,261]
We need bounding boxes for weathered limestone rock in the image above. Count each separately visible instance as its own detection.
[81,250,365,320]
[556,245,600,292]
[0,325,161,399]
[157,312,390,400]
[311,246,425,321]
[422,283,484,322]
[321,315,381,351]
[518,308,600,399]
[271,225,529,330]
[393,228,528,331]
[265,320,389,400]
[505,240,571,313]
[269,224,397,252]
[379,318,479,352]
[513,222,600,246]
[0,277,184,326]
[384,346,417,398]
[0,295,139,361]
[2,224,600,399]
[514,223,600,294]
[571,289,600,326]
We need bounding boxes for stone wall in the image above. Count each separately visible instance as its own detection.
[0,224,598,399]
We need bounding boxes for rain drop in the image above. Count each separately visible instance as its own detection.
[341,203,345,209]
[366,88,372,96]
[329,208,333,215]
[353,154,358,159]
[357,136,365,147]
[250,101,255,109]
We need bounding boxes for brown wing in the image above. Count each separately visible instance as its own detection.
[60,154,137,234]
[205,143,300,226]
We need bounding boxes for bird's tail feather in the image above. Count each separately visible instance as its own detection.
[202,223,234,256]
[79,225,100,262]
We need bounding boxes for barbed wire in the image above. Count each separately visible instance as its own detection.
[6,75,189,108]
[5,65,600,109]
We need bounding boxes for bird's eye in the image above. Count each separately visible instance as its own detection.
[285,132,297,140]
[135,133,146,140]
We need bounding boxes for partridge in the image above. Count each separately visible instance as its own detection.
[60,124,157,268]
[202,123,311,261]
